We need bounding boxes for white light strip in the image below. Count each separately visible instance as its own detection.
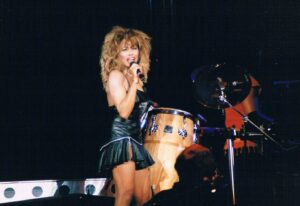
[0,178,108,203]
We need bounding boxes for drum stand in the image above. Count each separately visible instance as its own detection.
[219,89,284,206]
[218,89,237,205]
[226,127,238,206]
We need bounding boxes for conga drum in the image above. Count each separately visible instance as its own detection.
[144,108,195,194]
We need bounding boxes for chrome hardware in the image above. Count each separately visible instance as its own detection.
[149,115,158,135]
[178,116,188,137]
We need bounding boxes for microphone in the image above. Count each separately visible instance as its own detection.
[130,61,145,82]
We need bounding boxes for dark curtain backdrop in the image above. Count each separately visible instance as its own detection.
[1,0,299,180]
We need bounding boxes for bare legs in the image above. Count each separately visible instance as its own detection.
[134,167,152,206]
[113,161,152,206]
[113,161,135,206]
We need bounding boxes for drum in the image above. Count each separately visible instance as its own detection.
[143,107,195,194]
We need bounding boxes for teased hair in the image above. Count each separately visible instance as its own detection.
[100,26,151,90]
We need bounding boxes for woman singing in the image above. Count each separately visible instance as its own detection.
[98,26,155,206]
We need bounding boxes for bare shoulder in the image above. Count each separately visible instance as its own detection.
[107,70,125,87]
[109,70,124,79]
[106,70,128,105]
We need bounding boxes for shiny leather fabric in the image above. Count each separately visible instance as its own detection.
[108,89,153,143]
[98,88,155,176]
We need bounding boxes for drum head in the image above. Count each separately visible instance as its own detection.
[191,63,251,109]
[149,107,194,121]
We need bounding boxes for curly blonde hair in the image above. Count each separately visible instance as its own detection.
[100,26,152,90]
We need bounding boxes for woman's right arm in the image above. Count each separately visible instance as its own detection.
[107,70,139,119]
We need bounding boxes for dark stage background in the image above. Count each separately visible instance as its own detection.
[1,0,299,180]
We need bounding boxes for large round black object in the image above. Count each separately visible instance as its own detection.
[191,63,251,109]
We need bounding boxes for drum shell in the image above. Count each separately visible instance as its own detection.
[144,108,195,194]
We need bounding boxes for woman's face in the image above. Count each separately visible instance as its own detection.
[117,40,139,67]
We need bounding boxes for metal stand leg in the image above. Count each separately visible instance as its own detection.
[227,129,237,205]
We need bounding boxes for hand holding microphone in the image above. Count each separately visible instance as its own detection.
[129,61,145,82]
